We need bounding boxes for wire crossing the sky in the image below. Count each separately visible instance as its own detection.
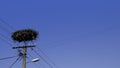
[0,56,18,61]
[9,56,21,68]
[27,53,42,68]
[0,18,15,31]
[32,49,54,68]
[36,47,59,68]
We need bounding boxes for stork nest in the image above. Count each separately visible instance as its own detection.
[11,29,38,42]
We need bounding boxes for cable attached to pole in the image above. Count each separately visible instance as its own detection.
[32,49,53,68]
[27,54,42,68]
[9,56,21,68]
[36,47,59,68]
[0,56,18,61]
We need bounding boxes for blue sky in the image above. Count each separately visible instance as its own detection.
[0,0,120,68]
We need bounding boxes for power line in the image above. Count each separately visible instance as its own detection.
[0,35,13,47]
[9,56,21,68]
[0,18,16,41]
[27,53,43,68]
[31,42,59,68]
[0,23,12,34]
[0,32,13,43]
[36,47,59,68]
[0,18,16,47]
[32,49,54,68]
[0,56,18,61]
[0,18,15,31]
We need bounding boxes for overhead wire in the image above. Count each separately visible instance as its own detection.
[9,56,21,68]
[27,53,43,68]
[0,18,15,31]
[0,35,13,47]
[36,47,59,68]
[0,32,13,47]
[0,56,18,61]
[0,18,16,39]
[0,33,13,47]
[31,41,59,68]
[0,18,22,54]
[0,24,12,34]
[32,49,54,68]
[0,18,22,68]
[0,18,15,47]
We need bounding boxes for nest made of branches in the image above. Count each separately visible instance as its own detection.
[11,29,38,42]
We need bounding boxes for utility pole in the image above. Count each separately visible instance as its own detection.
[12,45,36,68]
[11,29,38,68]
[22,45,27,68]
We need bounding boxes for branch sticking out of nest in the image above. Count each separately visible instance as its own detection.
[11,29,38,42]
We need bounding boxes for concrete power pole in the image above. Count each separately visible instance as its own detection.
[12,45,36,68]
[22,46,27,68]
[11,29,38,68]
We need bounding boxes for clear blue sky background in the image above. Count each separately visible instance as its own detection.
[0,0,120,68]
